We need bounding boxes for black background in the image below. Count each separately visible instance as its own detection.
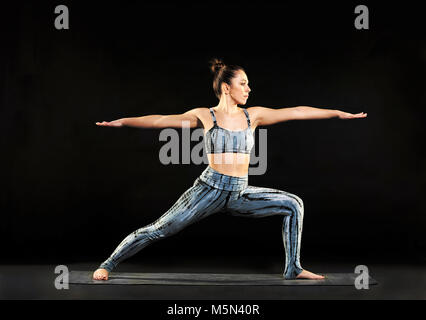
[1,1,424,266]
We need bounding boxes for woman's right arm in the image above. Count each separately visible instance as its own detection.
[95,108,203,129]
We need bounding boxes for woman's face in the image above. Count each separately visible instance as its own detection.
[228,70,251,105]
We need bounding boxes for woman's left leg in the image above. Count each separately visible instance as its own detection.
[225,185,304,279]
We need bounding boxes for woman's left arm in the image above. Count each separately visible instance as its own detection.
[250,106,367,126]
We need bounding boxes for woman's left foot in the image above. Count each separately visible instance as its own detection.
[295,269,325,280]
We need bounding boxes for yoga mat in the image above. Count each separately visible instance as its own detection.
[69,271,378,286]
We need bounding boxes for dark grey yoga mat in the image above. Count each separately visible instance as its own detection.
[69,271,378,286]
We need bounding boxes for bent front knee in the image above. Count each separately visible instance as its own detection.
[293,195,304,211]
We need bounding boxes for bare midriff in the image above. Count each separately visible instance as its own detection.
[207,153,250,177]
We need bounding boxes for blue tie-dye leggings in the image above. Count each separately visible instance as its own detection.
[99,166,304,279]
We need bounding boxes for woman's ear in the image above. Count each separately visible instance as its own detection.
[221,83,230,95]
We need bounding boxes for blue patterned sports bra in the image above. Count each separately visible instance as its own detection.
[204,107,254,154]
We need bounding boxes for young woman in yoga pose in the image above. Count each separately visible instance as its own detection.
[92,58,367,280]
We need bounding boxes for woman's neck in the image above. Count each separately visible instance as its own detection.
[215,100,239,115]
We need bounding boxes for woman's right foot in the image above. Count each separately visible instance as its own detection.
[93,268,109,280]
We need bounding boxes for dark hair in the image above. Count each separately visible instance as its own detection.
[209,58,245,100]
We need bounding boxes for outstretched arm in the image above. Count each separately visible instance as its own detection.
[95,108,203,129]
[251,106,367,126]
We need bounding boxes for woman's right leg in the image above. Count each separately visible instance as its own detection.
[98,179,229,273]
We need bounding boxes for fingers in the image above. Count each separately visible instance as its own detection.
[341,112,367,119]
[352,112,367,118]
[95,121,123,127]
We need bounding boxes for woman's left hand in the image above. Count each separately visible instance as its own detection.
[337,111,368,119]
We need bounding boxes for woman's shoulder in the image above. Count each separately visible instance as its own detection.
[244,106,266,128]
[246,106,264,113]
[183,107,213,128]
[245,106,264,117]
[185,107,212,117]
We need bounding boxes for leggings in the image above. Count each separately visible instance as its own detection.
[99,166,304,279]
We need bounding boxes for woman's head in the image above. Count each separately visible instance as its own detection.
[209,58,251,105]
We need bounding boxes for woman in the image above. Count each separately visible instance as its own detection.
[93,58,367,281]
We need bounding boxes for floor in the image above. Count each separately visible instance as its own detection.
[1,256,425,300]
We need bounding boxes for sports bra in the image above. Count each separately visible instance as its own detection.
[204,107,255,154]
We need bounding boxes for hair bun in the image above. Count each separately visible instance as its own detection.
[209,58,225,74]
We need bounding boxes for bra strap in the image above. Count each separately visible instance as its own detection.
[242,108,251,127]
[209,108,217,126]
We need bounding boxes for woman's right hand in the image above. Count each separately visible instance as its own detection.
[95,119,124,127]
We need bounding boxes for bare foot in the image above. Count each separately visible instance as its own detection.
[93,268,109,280]
[295,269,325,280]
